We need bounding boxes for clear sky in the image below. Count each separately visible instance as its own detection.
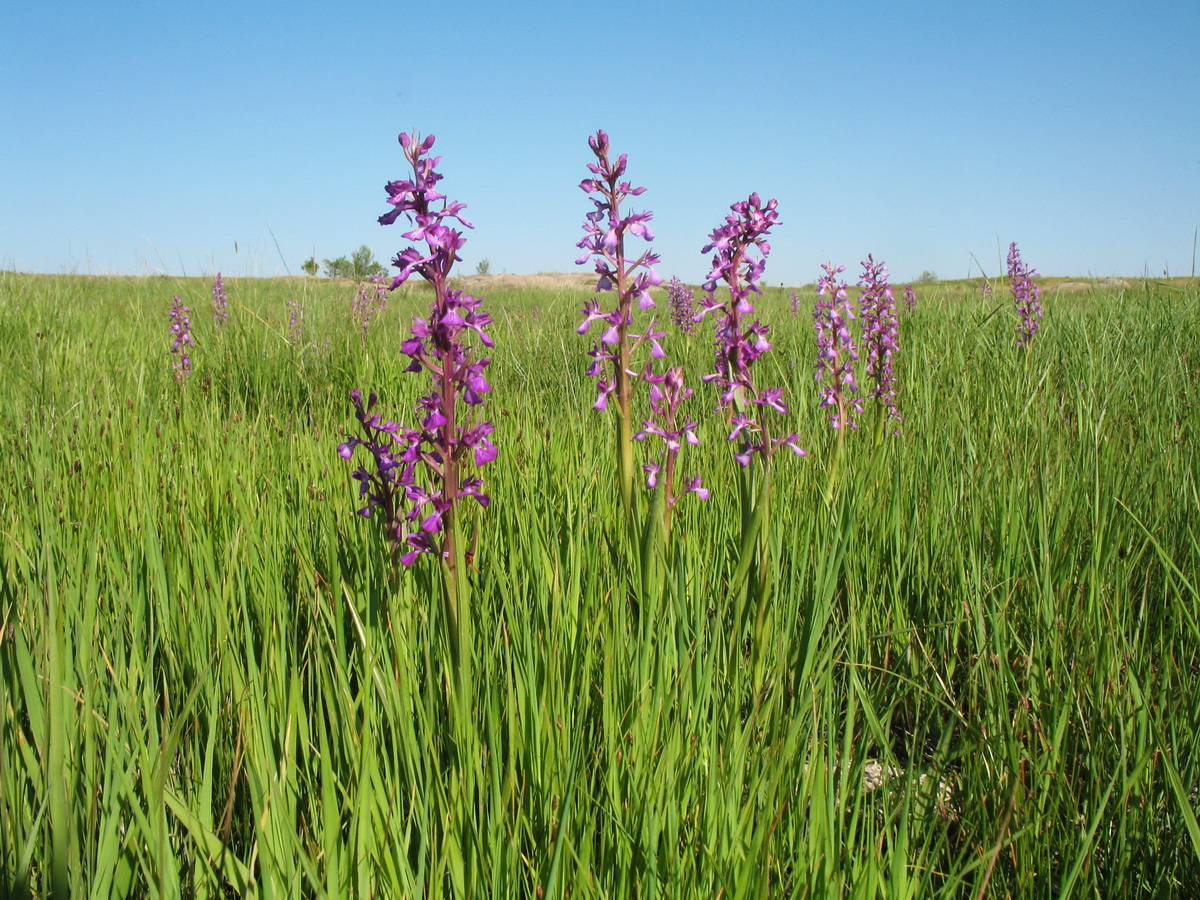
[3,0,1198,285]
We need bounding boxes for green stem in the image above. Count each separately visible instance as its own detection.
[824,426,846,507]
[441,510,473,702]
[613,235,637,529]
[730,462,767,634]
[639,484,666,602]
[615,366,636,527]
[432,269,472,706]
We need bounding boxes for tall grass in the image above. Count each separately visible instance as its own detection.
[1,271,1198,896]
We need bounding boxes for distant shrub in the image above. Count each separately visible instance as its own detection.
[322,245,386,280]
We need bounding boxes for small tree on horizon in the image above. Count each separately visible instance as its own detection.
[301,256,319,276]
[323,245,387,280]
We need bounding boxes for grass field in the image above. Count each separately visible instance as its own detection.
[1,270,1199,897]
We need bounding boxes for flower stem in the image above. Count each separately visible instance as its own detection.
[825,426,846,508]
[615,336,636,524]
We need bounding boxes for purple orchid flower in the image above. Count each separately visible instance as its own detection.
[340,133,495,571]
[858,255,901,429]
[1007,242,1042,346]
[169,295,194,381]
[700,193,803,464]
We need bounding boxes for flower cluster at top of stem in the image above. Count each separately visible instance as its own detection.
[169,295,193,381]
[813,264,862,430]
[858,255,902,427]
[666,277,697,336]
[574,129,663,413]
[287,297,303,343]
[697,194,804,464]
[351,275,388,345]
[338,132,496,566]
[1007,242,1042,346]
[903,283,917,311]
[635,366,708,505]
[212,274,228,328]
[980,280,993,300]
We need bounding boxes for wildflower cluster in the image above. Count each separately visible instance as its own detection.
[212,273,228,327]
[379,134,473,281]
[1007,242,1042,346]
[573,130,686,521]
[575,129,663,412]
[577,308,666,411]
[980,280,993,301]
[340,131,495,567]
[666,277,697,335]
[858,255,901,427]
[338,389,495,566]
[790,290,802,318]
[169,295,193,381]
[286,298,304,343]
[903,283,917,311]
[697,194,804,464]
[634,366,708,506]
[351,274,388,344]
[813,264,862,430]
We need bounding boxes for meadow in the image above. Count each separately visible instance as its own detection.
[1,269,1198,897]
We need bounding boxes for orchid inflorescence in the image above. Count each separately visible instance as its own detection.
[573,129,703,523]
[576,306,666,411]
[287,297,303,343]
[634,366,709,505]
[169,294,193,381]
[212,273,228,328]
[339,131,496,567]
[338,389,495,566]
[697,193,804,464]
[1007,242,1042,346]
[903,283,917,311]
[858,255,902,428]
[813,263,863,430]
[574,129,664,413]
[351,275,388,344]
[666,277,697,336]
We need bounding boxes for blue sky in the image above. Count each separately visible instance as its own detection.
[2,0,1197,284]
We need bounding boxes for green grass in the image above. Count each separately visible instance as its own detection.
[1,270,1198,897]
